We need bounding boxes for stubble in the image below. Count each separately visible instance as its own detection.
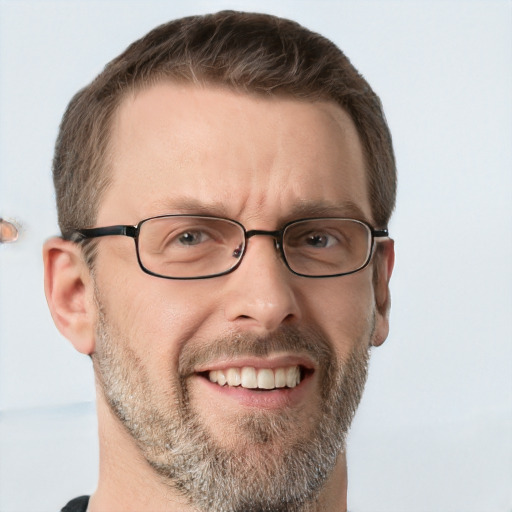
[92,295,373,512]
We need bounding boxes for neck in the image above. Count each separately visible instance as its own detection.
[88,391,193,512]
[89,392,348,512]
[315,457,348,511]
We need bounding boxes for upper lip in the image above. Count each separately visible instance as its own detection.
[193,354,316,373]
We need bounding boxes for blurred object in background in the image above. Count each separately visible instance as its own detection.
[0,218,19,244]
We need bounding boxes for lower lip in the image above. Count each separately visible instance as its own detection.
[194,372,314,410]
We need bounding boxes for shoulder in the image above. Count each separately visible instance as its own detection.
[60,496,90,512]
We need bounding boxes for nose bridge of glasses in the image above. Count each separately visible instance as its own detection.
[245,229,282,250]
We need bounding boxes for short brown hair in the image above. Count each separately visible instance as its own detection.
[54,10,396,241]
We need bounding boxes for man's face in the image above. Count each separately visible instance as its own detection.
[90,83,390,510]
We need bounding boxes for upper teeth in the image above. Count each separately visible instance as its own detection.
[209,366,301,390]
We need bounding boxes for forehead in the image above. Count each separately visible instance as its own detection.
[100,82,371,225]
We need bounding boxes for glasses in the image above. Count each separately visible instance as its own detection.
[70,215,389,279]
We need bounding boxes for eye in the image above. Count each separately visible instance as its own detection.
[176,230,211,246]
[304,233,338,248]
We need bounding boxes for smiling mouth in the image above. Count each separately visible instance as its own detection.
[204,365,311,390]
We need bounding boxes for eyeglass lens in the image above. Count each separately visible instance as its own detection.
[138,216,372,279]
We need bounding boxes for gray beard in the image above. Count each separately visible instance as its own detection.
[92,300,372,512]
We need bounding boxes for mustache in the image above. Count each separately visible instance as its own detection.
[178,325,334,376]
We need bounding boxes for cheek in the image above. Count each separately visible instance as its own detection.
[95,256,220,365]
[300,273,376,354]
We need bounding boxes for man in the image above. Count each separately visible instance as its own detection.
[43,10,395,512]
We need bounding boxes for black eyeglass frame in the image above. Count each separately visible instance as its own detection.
[69,215,389,280]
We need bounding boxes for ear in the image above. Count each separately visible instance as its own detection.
[43,237,96,355]
[372,239,395,347]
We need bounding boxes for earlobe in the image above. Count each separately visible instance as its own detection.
[372,239,395,347]
[43,237,96,355]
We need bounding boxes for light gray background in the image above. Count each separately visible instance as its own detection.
[0,1,511,511]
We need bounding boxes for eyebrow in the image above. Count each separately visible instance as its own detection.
[284,200,367,222]
[147,197,368,223]
[148,197,231,217]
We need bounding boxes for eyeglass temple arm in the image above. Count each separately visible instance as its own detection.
[68,225,137,242]
[372,228,389,238]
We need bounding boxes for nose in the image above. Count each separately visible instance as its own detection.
[223,235,301,333]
